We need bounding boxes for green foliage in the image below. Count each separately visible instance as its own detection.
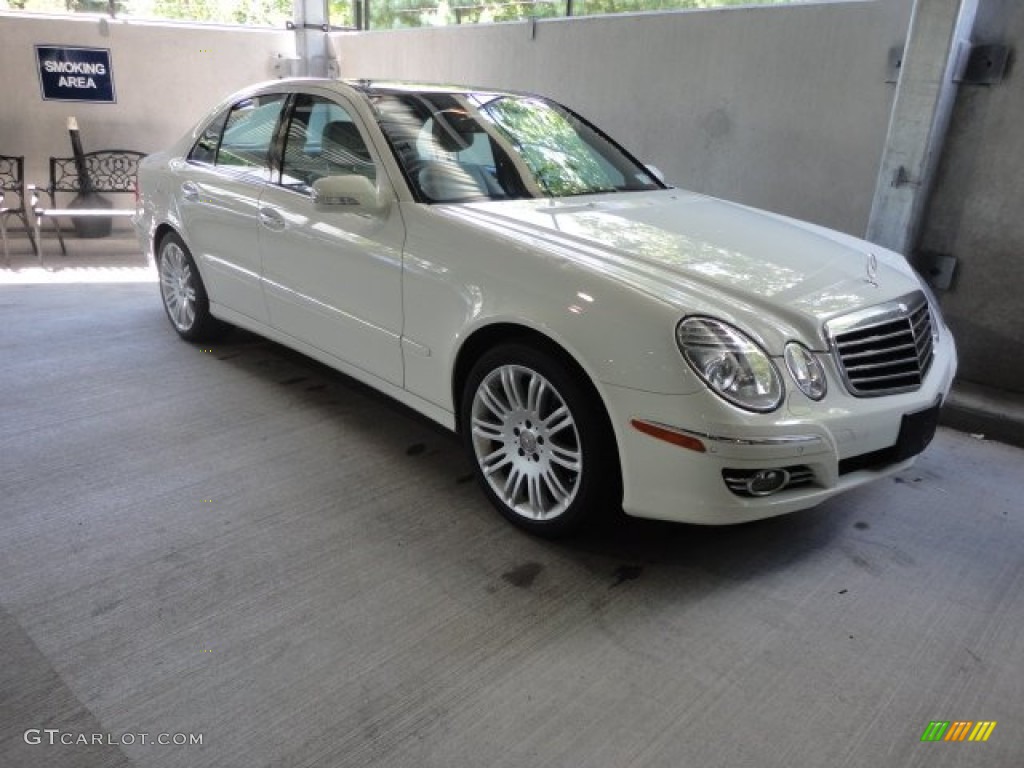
[370,0,797,28]
[370,0,562,28]
[2,0,291,24]
[1,0,795,30]
[1,0,66,12]
[329,0,355,27]
[134,0,292,25]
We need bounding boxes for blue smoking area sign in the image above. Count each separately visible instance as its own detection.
[36,46,116,103]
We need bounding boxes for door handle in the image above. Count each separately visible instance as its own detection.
[181,181,200,203]
[259,206,286,231]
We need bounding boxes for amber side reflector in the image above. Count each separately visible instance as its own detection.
[631,419,707,453]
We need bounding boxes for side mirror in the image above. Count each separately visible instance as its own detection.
[311,175,384,214]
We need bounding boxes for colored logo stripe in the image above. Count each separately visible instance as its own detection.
[969,722,997,742]
[921,721,997,742]
[944,721,973,741]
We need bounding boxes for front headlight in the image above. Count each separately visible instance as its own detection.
[784,342,827,401]
[676,317,784,413]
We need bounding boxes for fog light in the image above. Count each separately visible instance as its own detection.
[747,469,789,496]
[724,466,814,497]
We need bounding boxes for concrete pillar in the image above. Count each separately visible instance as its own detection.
[866,0,979,256]
[293,0,332,77]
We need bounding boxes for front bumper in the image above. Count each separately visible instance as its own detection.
[605,328,957,524]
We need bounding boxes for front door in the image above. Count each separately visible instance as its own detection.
[258,92,405,386]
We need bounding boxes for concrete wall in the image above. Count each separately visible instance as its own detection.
[5,2,1022,394]
[1,3,913,233]
[0,14,294,207]
[918,0,1024,392]
[335,0,914,236]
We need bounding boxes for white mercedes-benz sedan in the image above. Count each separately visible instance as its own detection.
[135,79,957,536]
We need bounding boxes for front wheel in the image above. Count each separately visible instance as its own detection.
[461,343,620,537]
[157,232,225,342]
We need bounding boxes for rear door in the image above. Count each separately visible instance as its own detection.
[178,93,287,324]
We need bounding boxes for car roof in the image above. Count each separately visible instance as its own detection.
[238,78,543,108]
[262,77,536,101]
[345,79,523,97]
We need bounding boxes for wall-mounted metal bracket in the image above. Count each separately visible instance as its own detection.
[886,45,904,84]
[891,165,922,188]
[287,21,332,32]
[888,42,1010,86]
[271,53,302,78]
[916,251,958,291]
[953,42,1010,85]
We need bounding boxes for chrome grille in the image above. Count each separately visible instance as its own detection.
[827,292,934,397]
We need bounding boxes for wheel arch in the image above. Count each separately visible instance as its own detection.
[153,223,208,285]
[452,321,625,529]
[451,322,619,455]
[153,221,181,255]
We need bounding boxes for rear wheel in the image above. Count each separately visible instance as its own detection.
[157,232,225,342]
[461,343,619,537]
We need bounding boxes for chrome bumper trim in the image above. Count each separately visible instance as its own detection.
[670,424,824,448]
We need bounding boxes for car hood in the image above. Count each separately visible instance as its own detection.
[450,189,924,350]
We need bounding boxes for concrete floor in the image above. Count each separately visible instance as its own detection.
[2,237,1023,768]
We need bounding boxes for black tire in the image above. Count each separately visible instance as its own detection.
[460,343,620,538]
[156,231,226,342]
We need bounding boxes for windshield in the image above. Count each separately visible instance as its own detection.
[368,90,664,203]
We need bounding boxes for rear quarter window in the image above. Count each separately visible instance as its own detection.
[187,94,287,179]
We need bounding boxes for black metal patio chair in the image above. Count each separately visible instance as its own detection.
[0,154,39,265]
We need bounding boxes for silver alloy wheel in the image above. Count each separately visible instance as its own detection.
[470,364,583,521]
[159,241,197,332]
